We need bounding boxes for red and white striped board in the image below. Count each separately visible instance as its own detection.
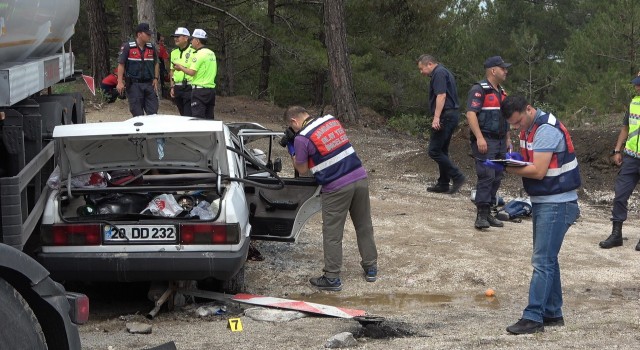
[231,293,366,318]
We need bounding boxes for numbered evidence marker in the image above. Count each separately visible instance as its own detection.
[227,318,243,332]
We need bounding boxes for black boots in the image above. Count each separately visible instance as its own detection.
[475,204,503,229]
[486,212,504,227]
[599,221,623,249]
[475,205,490,229]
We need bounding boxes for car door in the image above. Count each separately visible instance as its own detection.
[230,124,321,243]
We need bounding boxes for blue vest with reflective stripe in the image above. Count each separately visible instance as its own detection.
[519,113,581,196]
[298,115,362,185]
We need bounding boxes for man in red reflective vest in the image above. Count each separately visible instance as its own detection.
[116,23,159,116]
[283,106,378,291]
[486,95,580,335]
[466,56,512,230]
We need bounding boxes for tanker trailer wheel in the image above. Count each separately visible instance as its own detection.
[0,278,48,349]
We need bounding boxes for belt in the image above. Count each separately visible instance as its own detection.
[192,85,214,89]
[173,80,189,86]
[471,132,505,140]
[130,78,152,83]
[482,132,506,140]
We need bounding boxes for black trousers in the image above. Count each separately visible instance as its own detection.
[126,82,158,116]
[191,87,216,120]
[173,85,192,116]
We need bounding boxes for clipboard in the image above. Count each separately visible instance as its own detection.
[489,159,532,167]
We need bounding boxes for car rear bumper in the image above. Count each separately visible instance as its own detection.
[38,240,250,282]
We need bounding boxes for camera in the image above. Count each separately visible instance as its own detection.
[279,127,296,147]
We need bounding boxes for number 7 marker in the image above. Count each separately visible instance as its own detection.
[227,318,243,332]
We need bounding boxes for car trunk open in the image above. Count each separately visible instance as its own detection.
[51,115,229,222]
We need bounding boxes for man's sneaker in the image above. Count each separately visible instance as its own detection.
[543,316,565,327]
[448,175,466,194]
[364,266,377,282]
[427,184,449,193]
[506,318,544,335]
[309,276,342,291]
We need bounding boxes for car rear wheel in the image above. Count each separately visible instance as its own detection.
[0,278,48,349]
[222,266,246,294]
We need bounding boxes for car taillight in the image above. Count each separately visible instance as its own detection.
[41,224,101,246]
[180,223,240,245]
[66,292,90,325]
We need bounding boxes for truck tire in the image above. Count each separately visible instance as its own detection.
[0,278,48,350]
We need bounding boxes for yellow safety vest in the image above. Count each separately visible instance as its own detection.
[189,48,217,89]
[624,96,640,157]
[170,45,195,84]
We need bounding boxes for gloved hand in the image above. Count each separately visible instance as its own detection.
[483,159,505,171]
[279,127,297,148]
[287,142,296,156]
[505,152,524,161]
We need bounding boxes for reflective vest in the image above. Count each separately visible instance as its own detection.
[519,113,581,196]
[170,45,195,84]
[124,42,156,81]
[298,115,362,185]
[190,47,217,88]
[623,96,640,158]
[476,80,508,136]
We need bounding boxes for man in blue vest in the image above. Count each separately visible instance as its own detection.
[283,106,378,291]
[116,23,159,116]
[487,95,581,335]
[466,56,512,230]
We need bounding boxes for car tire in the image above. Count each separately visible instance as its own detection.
[222,266,245,294]
[0,278,48,349]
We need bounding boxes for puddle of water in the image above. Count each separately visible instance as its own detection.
[285,292,500,314]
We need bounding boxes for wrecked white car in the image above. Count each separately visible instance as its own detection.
[38,115,320,291]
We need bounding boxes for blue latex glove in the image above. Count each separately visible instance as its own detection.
[287,142,296,156]
[483,159,505,171]
[506,152,524,161]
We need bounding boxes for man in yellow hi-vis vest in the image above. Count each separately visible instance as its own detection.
[169,27,195,116]
[172,28,217,120]
[599,75,640,251]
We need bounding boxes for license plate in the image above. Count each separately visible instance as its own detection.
[103,224,177,242]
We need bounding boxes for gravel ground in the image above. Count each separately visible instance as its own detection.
[76,94,640,350]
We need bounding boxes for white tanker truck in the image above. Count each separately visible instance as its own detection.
[0,4,90,350]
[0,0,85,252]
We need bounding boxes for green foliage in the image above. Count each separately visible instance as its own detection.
[387,113,430,137]
[72,0,640,125]
[556,0,640,118]
[51,81,77,94]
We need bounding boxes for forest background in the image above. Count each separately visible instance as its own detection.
[76,0,640,130]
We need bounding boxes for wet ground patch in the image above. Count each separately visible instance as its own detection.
[353,319,432,340]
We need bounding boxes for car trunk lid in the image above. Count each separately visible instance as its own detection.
[53,115,227,178]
